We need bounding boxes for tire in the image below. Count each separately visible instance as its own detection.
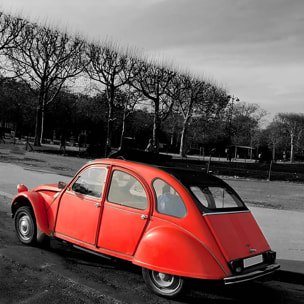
[142,268,185,298]
[14,206,37,245]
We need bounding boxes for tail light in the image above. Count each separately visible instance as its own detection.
[229,250,276,274]
[264,251,276,263]
[229,259,244,273]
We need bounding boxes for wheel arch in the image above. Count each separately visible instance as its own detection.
[12,192,50,238]
[133,226,228,280]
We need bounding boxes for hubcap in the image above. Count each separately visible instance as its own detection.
[18,214,33,241]
[151,271,175,288]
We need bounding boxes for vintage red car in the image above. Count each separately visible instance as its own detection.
[11,158,279,297]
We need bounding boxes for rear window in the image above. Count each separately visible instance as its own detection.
[190,185,245,212]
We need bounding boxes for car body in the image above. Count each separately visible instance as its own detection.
[11,158,280,297]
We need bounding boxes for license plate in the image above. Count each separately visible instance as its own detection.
[244,255,263,268]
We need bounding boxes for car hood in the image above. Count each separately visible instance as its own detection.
[33,183,62,193]
[204,211,271,261]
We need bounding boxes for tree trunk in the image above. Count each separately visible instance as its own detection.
[40,103,45,145]
[153,100,160,153]
[105,87,115,157]
[179,115,191,157]
[290,132,294,163]
[119,105,127,150]
[34,103,42,146]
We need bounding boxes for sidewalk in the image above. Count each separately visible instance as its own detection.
[244,205,304,284]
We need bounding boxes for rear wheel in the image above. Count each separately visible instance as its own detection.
[15,206,37,245]
[142,268,185,298]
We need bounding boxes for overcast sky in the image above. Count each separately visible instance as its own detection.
[1,0,303,122]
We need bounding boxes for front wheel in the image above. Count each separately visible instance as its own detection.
[14,206,37,245]
[142,268,185,298]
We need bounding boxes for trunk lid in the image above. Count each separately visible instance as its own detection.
[204,211,271,261]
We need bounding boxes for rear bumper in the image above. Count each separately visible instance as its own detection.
[224,263,280,285]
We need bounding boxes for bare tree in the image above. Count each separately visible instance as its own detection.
[7,21,86,146]
[118,85,142,149]
[276,113,304,163]
[173,74,209,156]
[266,120,285,161]
[0,12,27,53]
[132,59,176,151]
[232,102,267,147]
[86,41,137,156]
[0,12,28,81]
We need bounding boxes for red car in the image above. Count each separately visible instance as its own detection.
[11,159,279,297]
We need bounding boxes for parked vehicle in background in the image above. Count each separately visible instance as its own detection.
[11,158,279,297]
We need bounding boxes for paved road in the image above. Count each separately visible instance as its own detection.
[0,162,71,199]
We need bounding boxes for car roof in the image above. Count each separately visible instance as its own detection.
[157,166,226,187]
[89,158,225,187]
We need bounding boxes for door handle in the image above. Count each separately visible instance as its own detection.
[141,214,148,220]
[95,203,101,208]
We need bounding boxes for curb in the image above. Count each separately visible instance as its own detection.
[275,259,304,285]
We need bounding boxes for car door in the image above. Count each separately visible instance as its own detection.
[55,165,108,245]
[97,168,150,256]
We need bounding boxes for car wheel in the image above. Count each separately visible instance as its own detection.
[142,268,185,298]
[15,206,37,245]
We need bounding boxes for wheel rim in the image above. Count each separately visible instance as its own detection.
[150,271,181,293]
[17,213,34,241]
[151,271,174,287]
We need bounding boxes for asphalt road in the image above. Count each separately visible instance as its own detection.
[0,162,304,303]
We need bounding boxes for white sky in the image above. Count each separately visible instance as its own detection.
[1,0,303,122]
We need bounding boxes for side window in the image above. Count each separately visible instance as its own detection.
[153,179,187,218]
[108,170,148,210]
[71,167,107,198]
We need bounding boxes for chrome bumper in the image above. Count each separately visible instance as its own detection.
[224,263,280,285]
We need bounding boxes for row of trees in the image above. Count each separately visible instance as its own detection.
[1,11,303,162]
[0,11,230,157]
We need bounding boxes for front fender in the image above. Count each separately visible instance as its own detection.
[133,226,228,280]
[11,192,50,236]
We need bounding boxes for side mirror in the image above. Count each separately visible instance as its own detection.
[58,181,67,189]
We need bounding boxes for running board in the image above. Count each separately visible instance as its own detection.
[73,244,113,260]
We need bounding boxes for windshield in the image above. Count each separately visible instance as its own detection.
[190,185,246,212]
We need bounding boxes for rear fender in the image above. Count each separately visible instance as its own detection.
[11,192,50,237]
[133,226,229,280]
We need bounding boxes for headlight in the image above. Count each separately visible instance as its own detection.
[17,184,28,193]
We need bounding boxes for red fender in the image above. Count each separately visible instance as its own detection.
[133,226,229,280]
[12,192,50,236]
